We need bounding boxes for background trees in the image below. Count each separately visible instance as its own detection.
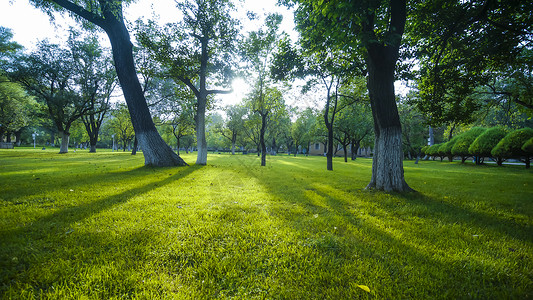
[136,0,238,165]
[29,0,186,166]
[13,41,90,153]
[69,32,117,153]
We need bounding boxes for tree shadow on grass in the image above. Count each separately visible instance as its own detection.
[242,168,531,298]
[0,164,202,294]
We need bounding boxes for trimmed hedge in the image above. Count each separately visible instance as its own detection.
[469,127,508,165]
[492,128,533,168]
[522,137,533,154]
[439,135,461,162]
[425,143,443,161]
[451,127,487,163]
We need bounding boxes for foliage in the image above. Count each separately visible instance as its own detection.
[69,30,117,152]
[451,127,486,162]
[491,128,533,160]
[291,108,316,155]
[0,76,37,140]
[424,143,442,160]
[0,26,22,69]
[11,40,93,153]
[438,135,461,162]
[398,100,428,159]
[468,126,508,159]
[107,103,135,151]
[411,0,533,125]
[136,0,238,164]
[0,150,531,298]
[522,137,533,155]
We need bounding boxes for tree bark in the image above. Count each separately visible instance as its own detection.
[59,130,69,153]
[260,113,267,166]
[195,100,207,165]
[326,125,334,170]
[365,44,413,192]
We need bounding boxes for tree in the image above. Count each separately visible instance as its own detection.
[439,135,461,162]
[492,128,533,169]
[451,127,486,164]
[469,126,508,166]
[12,41,91,153]
[291,108,315,156]
[136,0,238,165]
[220,104,247,155]
[272,38,363,169]
[335,100,374,162]
[0,26,22,70]
[29,0,186,166]
[411,0,533,125]
[241,13,284,166]
[69,31,117,153]
[108,103,135,152]
[0,76,37,143]
[288,0,412,191]
[247,86,285,166]
[398,102,427,161]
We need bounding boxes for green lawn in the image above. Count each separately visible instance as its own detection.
[0,148,531,299]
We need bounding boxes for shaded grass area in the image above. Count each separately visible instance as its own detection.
[0,148,531,299]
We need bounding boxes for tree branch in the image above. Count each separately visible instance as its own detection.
[50,0,106,29]
[207,88,233,95]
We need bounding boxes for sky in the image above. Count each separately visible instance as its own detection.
[0,0,301,108]
[0,0,407,112]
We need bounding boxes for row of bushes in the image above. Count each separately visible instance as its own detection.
[422,127,533,168]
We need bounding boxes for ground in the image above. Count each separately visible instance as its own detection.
[0,149,531,299]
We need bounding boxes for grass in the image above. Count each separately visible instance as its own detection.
[0,148,531,299]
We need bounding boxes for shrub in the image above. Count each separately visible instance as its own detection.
[421,145,429,155]
[439,135,461,162]
[522,137,533,154]
[451,127,486,163]
[492,128,533,168]
[426,143,443,161]
[469,127,508,165]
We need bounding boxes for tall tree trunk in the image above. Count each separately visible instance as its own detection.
[59,130,69,153]
[5,132,12,143]
[89,133,98,153]
[343,143,348,162]
[15,130,22,146]
[195,100,207,165]
[260,113,267,166]
[326,125,334,171]
[365,44,412,192]
[231,141,236,155]
[102,13,186,166]
[428,125,434,145]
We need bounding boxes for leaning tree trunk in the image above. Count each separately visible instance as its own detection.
[102,14,186,166]
[365,44,413,192]
[59,130,69,154]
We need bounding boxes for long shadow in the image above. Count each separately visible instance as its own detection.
[0,165,202,290]
[240,166,531,298]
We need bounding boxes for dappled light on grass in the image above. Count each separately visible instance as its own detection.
[0,149,531,298]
